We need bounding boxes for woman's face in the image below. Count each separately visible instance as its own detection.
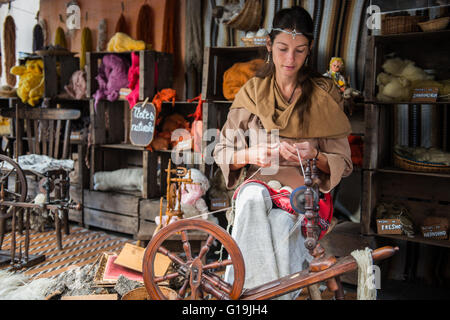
[267,30,312,79]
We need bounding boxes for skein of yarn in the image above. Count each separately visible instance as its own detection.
[115,13,129,35]
[54,27,67,48]
[136,4,153,46]
[33,24,44,52]
[3,15,16,87]
[80,27,93,70]
[97,19,107,52]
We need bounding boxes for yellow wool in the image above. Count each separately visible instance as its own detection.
[10,59,44,107]
[106,32,146,52]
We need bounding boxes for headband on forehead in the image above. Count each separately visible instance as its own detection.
[271,28,304,39]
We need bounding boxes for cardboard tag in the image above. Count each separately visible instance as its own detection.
[376,219,403,235]
[130,101,156,147]
[421,224,448,240]
[411,87,439,103]
[114,243,171,275]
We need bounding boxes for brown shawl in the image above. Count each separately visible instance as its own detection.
[230,75,352,139]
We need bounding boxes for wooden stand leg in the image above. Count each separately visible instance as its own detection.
[11,208,16,263]
[63,209,69,235]
[308,284,322,300]
[17,208,23,235]
[0,217,5,250]
[54,211,62,250]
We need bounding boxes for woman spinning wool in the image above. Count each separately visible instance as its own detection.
[213,7,353,299]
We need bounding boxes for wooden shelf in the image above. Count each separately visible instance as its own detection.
[376,167,450,179]
[365,101,450,105]
[374,233,450,249]
[373,29,450,42]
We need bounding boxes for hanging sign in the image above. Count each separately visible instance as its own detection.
[130,99,156,147]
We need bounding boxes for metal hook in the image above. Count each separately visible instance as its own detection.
[85,11,88,22]
[121,1,125,13]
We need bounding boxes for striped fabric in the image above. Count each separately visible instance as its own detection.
[0,226,133,280]
[201,0,370,90]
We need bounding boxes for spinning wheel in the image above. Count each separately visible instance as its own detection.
[0,154,28,203]
[143,219,245,300]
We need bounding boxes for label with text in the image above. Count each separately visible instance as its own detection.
[130,102,156,147]
[376,219,403,235]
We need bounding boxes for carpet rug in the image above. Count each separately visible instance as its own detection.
[0,225,134,280]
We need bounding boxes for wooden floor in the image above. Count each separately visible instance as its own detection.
[0,225,134,280]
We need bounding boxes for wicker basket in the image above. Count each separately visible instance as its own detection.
[241,36,267,47]
[226,0,262,31]
[381,15,425,35]
[121,286,178,300]
[418,17,450,32]
[393,152,450,173]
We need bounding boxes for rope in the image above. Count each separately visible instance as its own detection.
[350,247,377,300]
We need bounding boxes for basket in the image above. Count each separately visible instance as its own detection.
[393,152,450,173]
[121,286,178,300]
[381,15,425,35]
[418,16,450,32]
[241,36,267,47]
[226,0,262,32]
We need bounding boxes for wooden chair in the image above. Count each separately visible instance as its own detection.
[1,105,81,250]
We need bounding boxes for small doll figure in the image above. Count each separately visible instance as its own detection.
[323,57,347,93]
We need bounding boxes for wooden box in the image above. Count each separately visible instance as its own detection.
[86,51,173,101]
[39,54,80,98]
[89,144,171,199]
[83,189,139,235]
[361,170,450,248]
[201,46,266,101]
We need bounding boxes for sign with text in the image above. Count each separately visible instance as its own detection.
[411,87,439,103]
[376,219,403,235]
[421,224,448,240]
[130,102,156,147]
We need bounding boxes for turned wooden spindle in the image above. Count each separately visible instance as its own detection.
[303,159,337,272]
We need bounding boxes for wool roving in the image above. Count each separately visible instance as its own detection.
[3,15,16,87]
[80,27,93,70]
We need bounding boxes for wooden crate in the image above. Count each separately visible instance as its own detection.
[90,99,126,145]
[69,184,83,224]
[83,189,139,235]
[89,144,172,199]
[86,50,173,100]
[42,54,80,98]
[201,46,266,101]
[361,169,450,248]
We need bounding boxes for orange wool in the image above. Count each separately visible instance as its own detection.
[223,59,265,101]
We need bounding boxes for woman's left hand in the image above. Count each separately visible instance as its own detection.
[293,142,318,160]
[279,141,317,163]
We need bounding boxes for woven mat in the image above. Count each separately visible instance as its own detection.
[0,226,134,280]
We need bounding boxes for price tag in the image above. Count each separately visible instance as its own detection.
[411,87,438,103]
[130,99,156,147]
[376,219,403,235]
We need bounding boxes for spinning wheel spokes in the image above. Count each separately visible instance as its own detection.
[143,219,245,300]
[0,155,27,203]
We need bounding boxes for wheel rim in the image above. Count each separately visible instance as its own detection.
[0,155,27,202]
[142,219,245,300]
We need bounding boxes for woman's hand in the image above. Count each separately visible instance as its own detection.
[247,144,279,168]
[230,144,278,171]
[280,141,317,163]
[292,142,318,160]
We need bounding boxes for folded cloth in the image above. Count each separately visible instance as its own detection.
[233,180,333,240]
[1,154,74,174]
